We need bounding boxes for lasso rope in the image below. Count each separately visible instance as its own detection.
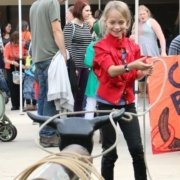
[34,109,131,157]
[14,152,104,180]
[14,110,120,180]
[14,57,167,180]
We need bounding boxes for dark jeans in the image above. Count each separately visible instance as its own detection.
[98,102,147,180]
[35,60,58,137]
[74,68,89,113]
[26,99,37,106]
[0,51,4,69]
[6,66,20,108]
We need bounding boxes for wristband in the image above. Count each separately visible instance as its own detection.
[124,64,130,72]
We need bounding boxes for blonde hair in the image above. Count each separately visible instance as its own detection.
[139,5,152,18]
[99,1,132,35]
[131,5,152,35]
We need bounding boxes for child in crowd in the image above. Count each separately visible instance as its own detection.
[84,20,102,119]
[93,1,153,179]
[23,43,37,111]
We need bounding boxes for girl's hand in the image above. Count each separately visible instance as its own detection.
[137,66,153,80]
[129,56,153,71]
[142,67,153,76]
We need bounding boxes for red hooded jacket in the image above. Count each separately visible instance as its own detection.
[93,33,141,105]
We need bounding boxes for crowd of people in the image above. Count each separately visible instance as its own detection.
[0,20,35,111]
[0,0,179,179]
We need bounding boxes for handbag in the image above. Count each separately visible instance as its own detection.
[11,45,25,84]
[12,69,25,84]
[66,23,78,97]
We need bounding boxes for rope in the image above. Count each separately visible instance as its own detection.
[126,57,167,119]
[14,152,104,180]
[15,110,120,180]
[34,109,128,156]
[15,57,167,179]
[138,57,167,180]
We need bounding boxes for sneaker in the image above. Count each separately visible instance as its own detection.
[23,105,37,112]
[40,135,60,148]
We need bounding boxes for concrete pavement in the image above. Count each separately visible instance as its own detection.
[0,98,180,180]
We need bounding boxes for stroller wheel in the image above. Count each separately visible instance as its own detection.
[9,124,17,140]
[0,124,17,142]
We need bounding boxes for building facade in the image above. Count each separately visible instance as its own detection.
[0,0,179,42]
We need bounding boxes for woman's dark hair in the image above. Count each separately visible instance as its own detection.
[1,22,12,36]
[10,31,19,44]
[73,0,89,20]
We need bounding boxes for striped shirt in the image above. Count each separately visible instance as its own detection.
[168,35,180,55]
[63,22,92,68]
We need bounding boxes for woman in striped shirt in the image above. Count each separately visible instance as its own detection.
[63,0,92,113]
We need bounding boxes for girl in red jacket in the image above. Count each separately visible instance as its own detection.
[93,1,153,180]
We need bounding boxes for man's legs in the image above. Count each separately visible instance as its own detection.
[35,60,58,116]
[35,60,59,147]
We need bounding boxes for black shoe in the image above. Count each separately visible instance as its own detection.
[11,106,19,111]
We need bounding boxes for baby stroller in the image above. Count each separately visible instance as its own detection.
[0,69,9,104]
[0,90,17,142]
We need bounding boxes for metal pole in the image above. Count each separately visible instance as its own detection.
[18,0,23,113]
[98,0,101,10]
[65,0,69,24]
[134,0,139,107]
[65,0,68,14]
[134,0,139,44]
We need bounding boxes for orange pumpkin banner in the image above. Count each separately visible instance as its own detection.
[148,55,180,154]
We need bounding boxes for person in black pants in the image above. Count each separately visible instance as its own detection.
[93,1,153,179]
[3,31,27,110]
[98,103,147,180]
